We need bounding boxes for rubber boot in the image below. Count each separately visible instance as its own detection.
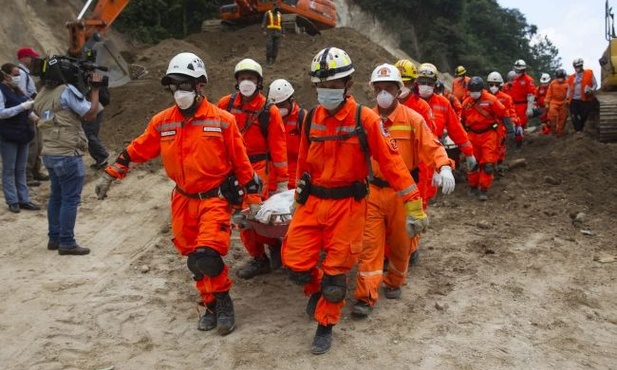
[478,189,488,201]
[310,324,333,355]
[237,255,271,279]
[198,301,216,331]
[213,292,235,335]
[351,300,373,318]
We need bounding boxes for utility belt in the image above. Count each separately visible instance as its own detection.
[295,172,368,204]
[369,168,419,189]
[174,174,244,206]
[249,153,269,163]
[465,122,499,134]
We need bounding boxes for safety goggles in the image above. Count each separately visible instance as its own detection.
[416,77,435,86]
[487,83,501,88]
[167,82,195,92]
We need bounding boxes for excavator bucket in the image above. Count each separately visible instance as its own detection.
[91,38,131,87]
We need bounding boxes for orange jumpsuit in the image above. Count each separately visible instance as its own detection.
[107,99,257,305]
[536,83,549,127]
[452,76,470,102]
[494,90,517,163]
[545,79,569,136]
[461,91,507,191]
[444,89,462,117]
[420,93,473,208]
[400,92,435,132]
[282,97,421,326]
[508,73,536,129]
[355,103,452,307]
[268,101,305,191]
[218,93,288,258]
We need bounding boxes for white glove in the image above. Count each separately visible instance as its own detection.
[20,100,34,111]
[438,166,455,195]
[274,181,288,194]
[515,126,524,136]
[431,171,442,188]
[95,172,114,200]
[466,155,478,170]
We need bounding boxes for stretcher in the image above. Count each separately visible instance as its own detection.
[237,189,294,239]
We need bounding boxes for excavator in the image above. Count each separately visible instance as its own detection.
[202,0,337,36]
[65,0,134,87]
[595,0,617,142]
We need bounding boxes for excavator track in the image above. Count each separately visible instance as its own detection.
[591,93,617,142]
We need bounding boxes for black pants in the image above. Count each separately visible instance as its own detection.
[82,111,109,164]
[569,99,593,132]
[265,32,282,63]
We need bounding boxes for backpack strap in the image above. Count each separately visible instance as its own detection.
[296,107,306,133]
[257,104,271,140]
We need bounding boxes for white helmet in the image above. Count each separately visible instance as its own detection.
[267,79,294,104]
[507,70,516,81]
[487,71,503,84]
[540,73,551,84]
[573,58,584,67]
[418,62,438,81]
[369,63,403,89]
[234,58,263,79]
[513,59,527,72]
[309,47,354,83]
[161,52,207,85]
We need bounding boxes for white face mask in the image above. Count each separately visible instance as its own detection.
[10,75,20,87]
[239,80,257,97]
[376,90,395,109]
[489,86,500,94]
[174,90,196,110]
[278,107,289,117]
[418,85,434,98]
[516,71,523,77]
[316,88,345,110]
[557,78,565,82]
[399,86,411,99]
[470,91,482,100]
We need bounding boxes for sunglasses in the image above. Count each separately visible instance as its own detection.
[167,82,194,92]
[487,83,501,87]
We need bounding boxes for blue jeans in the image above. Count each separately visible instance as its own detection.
[0,136,30,205]
[43,155,85,248]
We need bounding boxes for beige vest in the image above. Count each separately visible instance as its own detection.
[34,85,88,156]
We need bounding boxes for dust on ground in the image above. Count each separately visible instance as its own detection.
[1,2,617,369]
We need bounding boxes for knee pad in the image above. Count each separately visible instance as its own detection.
[321,274,347,303]
[288,269,312,285]
[187,248,224,279]
[482,163,495,175]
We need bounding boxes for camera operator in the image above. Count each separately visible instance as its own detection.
[33,57,102,256]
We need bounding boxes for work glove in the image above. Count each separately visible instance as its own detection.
[438,166,455,195]
[95,172,114,200]
[404,199,428,237]
[274,181,288,194]
[515,125,524,137]
[247,203,262,220]
[465,155,478,171]
[20,100,34,111]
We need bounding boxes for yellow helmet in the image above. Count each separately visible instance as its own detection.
[455,65,466,76]
[394,59,418,81]
[234,58,263,79]
[309,47,354,83]
[418,63,438,81]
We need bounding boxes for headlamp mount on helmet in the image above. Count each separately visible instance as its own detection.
[309,47,354,81]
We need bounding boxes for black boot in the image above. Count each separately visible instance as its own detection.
[310,324,333,355]
[268,243,282,270]
[237,255,271,279]
[198,301,216,331]
[213,292,235,335]
[306,292,321,318]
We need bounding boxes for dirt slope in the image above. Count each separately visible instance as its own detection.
[1,4,617,370]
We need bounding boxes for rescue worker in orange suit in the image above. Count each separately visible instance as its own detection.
[452,65,470,102]
[486,71,516,175]
[94,52,263,335]
[537,73,551,134]
[435,80,462,118]
[546,68,569,137]
[218,58,288,279]
[266,78,306,191]
[352,64,453,319]
[567,58,597,133]
[460,76,510,201]
[416,63,476,208]
[261,4,284,65]
[283,47,428,355]
[509,59,537,148]
[394,59,435,131]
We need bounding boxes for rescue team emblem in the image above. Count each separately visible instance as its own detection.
[388,137,399,152]
[379,122,391,137]
[377,66,391,78]
[161,130,176,137]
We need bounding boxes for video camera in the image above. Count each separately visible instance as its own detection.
[31,53,109,93]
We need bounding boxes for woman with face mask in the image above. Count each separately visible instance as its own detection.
[460,76,510,201]
[486,71,517,171]
[416,62,476,208]
[0,63,40,213]
[95,52,263,336]
[217,58,289,282]
[285,48,428,355]
[352,63,453,322]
